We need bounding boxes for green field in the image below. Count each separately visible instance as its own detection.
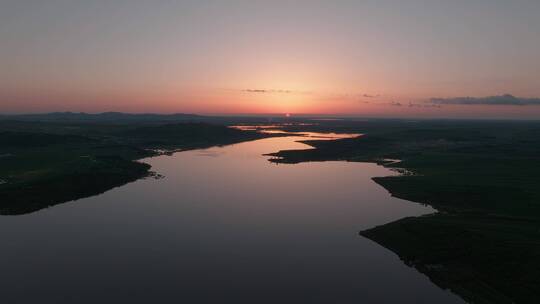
[268,119,540,304]
[0,120,269,215]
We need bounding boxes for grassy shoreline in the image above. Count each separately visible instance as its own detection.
[267,120,540,304]
[0,122,271,215]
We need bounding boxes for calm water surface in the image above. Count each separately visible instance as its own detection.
[0,134,464,303]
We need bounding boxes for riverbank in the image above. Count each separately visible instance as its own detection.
[0,121,272,215]
[267,120,540,304]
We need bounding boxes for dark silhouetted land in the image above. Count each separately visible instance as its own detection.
[3,113,540,303]
[0,115,275,215]
[267,119,540,304]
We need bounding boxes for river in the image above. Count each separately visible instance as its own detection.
[0,133,464,303]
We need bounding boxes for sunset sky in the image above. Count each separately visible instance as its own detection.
[2,0,540,118]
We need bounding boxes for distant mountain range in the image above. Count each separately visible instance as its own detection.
[0,112,204,123]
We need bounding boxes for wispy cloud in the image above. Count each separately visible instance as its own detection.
[362,94,380,98]
[430,94,540,106]
[242,89,296,94]
[409,102,441,108]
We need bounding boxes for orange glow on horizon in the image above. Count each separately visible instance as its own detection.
[3,84,540,119]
